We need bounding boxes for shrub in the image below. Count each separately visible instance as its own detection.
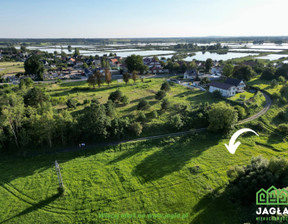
[151,110,158,119]
[137,111,146,122]
[121,95,130,105]
[212,90,222,98]
[227,156,288,204]
[137,99,150,110]
[160,81,171,92]
[234,105,246,120]
[83,99,91,104]
[208,102,238,132]
[278,76,286,83]
[270,79,278,88]
[129,122,143,136]
[108,89,123,102]
[277,124,288,135]
[155,90,166,100]
[91,98,100,104]
[106,100,115,117]
[169,114,184,130]
[161,98,170,111]
[66,98,78,109]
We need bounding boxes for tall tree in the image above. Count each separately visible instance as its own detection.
[96,70,103,88]
[24,55,44,80]
[233,65,254,81]
[105,68,112,86]
[205,58,213,72]
[208,102,238,132]
[74,48,80,57]
[24,87,49,107]
[87,72,98,89]
[132,70,138,84]
[1,93,25,147]
[123,73,130,85]
[125,55,146,73]
[222,63,234,77]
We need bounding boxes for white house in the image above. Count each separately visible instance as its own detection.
[209,82,237,97]
[224,78,246,93]
[184,69,198,79]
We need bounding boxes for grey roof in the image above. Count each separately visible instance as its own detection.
[224,78,242,86]
[209,82,234,90]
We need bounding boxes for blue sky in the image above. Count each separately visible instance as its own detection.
[0,0,287,38]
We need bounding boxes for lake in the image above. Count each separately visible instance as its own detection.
[256,54,288,60]
[183,52,258,61]
[17,46,176,57]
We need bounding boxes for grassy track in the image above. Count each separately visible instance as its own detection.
[0,62,24,75]
[0,131,286,224]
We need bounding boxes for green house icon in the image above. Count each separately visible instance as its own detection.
[256,186,288,205]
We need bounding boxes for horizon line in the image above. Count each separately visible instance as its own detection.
[1,35,288,40]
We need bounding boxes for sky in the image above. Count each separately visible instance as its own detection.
[0,0,287,38]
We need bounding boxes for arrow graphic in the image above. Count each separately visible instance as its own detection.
[224,128,259,154]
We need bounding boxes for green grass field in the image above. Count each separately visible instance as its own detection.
[45,78,222,136]
[0,130,285,224]
[0,77,287,223]
[0,62,24,75]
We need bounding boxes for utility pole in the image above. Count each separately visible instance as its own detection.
[55,160,64,189]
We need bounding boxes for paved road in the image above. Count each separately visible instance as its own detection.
[237,92,272,125]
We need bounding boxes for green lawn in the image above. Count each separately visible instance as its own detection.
[0,62,24,75]
[46,78,222,136]
[229,91,254,102]
[0,130,285,224]
[1,77,286,223]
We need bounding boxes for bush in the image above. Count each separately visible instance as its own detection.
[227,156,288,204]
[174,103,187,111]
[277,124,288,135]
[106,100,115,117]
[137,99,150,110]
[169,114,184,130]
[161,98,170,111]
[208,102,238,132]
[151,110,158,119]
[270,79,278,88]
[234,105,246,120]
[160,81,171,92]
[155,90,166,100]
[91,98,100,104]
[278,76,286,83]
[120,95,130,105]
[129,122,143,136]
[108,89,123,102]
[66,98,78,109]
[83,99,90,104]
[137,111,146,122]
[212,90,222,98]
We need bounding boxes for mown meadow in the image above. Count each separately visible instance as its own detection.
[0,129,284,224]
[1,76,286,223]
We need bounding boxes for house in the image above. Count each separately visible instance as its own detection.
[224,78,246,93]
[209,82,237,97]
[184,69,198,79]
[149,66,163,74]
[68,58,76,65]
[143,57,152,65]
[211,66,222,75]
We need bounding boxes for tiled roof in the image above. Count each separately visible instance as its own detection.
[209,82,234,90]
[224,78,242,86]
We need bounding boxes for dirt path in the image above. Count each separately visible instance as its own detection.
[237,91,272,125]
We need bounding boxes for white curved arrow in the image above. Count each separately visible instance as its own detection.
[225,128,259,154]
